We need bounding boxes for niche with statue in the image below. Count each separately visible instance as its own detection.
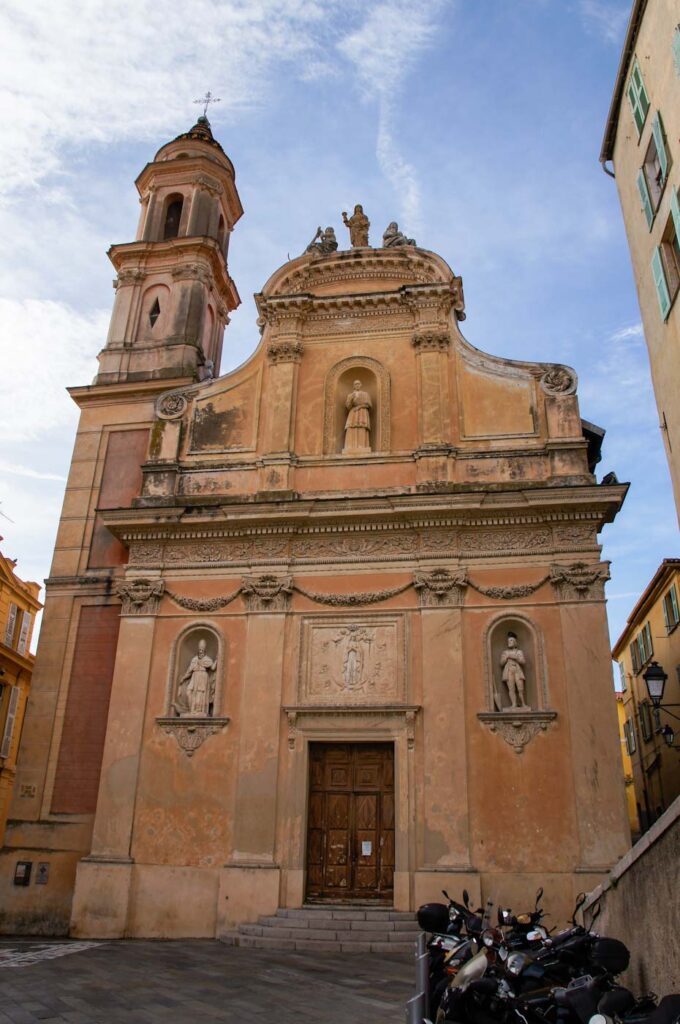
[323,356,391,455]
[478,615,556,753]
[157,623,230,757]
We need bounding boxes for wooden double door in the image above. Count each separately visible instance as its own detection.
[306,743,395,902]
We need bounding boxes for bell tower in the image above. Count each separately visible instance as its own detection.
[96,116,243,385]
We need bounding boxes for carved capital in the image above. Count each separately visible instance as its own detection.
[478,711,556,754]
[258,295,313,329]
[540,365,577,396]
[411,329,450,353]
[413,568,468,607]
[266,340,304,364]
[115,577,164,615]
[115,268,146,289]
[193,174,223,196]
[172,263,212,285]
[241,574,293,612]
[157,717,229,757]
[550,562,610,601]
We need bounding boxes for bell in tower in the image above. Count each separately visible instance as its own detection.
[95,116,243,385]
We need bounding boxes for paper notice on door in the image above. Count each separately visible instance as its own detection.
[361,841,372,856]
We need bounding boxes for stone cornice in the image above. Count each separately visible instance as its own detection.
[68,376,193,406]
[255,281,463,325]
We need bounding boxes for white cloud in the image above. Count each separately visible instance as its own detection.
[337,0,447,234]
[579,0,630,45]
[0,298,108,441]
[0,461,66,481]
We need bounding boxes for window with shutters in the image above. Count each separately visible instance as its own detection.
[642,621,653,662]
[627,59,650,136]
[0,685,19,759]
[618,661,627,691]
[641,113,671,214]
[624,717,637,755]
[4,603,18,647]
[640,701,653,742]
[663,584,680,633]
[630,639,641,674]
[652,246,672,321]
[656,192,680,319]
[16,611,31,655]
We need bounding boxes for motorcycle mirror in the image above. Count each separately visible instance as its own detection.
[462,889,470,909]
[535,886,544,908]
[442,889,451,901]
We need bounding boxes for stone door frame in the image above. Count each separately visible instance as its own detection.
[281,706,419,910]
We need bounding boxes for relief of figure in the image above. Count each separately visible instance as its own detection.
[342,204,370,247]
[382,221,416,247]
[175,639,217,718]
[343,634,363,689]
[499,633,529,710]
[305,225,338,255]
[343,379,372,453]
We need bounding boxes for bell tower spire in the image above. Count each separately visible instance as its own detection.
[95,117,243,385]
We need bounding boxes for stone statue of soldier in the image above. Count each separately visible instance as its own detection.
[499,632,529,710]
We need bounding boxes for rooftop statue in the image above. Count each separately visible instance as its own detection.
[305,226,338,256]
[382,221,416,247]
[342,204,370,247]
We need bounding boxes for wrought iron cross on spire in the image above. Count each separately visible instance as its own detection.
[194,91,221,117]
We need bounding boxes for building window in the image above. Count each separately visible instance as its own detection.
[163,196,183,241]
[627,59,650,136]
[652,246,672,321]
[16,612,31,656]
[631,622,653,673]
[624,717,637,755]
[640,701,653,742]
[149,298,161,327]
[637,115,672,229]
[0,685,19,760]
[630,639,641,674]
[663,583,680,632]
[618,660,627,691]
[4,603,17,647]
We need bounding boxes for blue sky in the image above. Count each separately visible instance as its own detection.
[0,0,677,650]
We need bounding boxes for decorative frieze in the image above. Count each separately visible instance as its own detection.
[171,264,212,285]
[294,581,411,606]
[283,704,420,751]
[115,577,164,615]
[165,588,241,612]
[460,527,552,555]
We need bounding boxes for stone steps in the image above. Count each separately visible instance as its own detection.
[221,906,419,954]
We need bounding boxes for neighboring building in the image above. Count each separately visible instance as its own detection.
[615,693,642,839]
[600,0,680,520]
[613,559,680,833]
[0,547,41,847]
[0,118,631,939]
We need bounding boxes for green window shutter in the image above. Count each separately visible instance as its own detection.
[651,112,670,184]
[671,584,680,624]
[671,188,680,242]
[673,26,680,78]
[637,170,654,228]
[652,247,672,319]
[645,622,654,657]
[663,594,670,630]
[0,686,19,760]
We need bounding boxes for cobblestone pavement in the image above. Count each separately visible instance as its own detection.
[0,939,412,1023]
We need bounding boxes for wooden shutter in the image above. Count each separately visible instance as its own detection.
[670,585,680,625]
[17,612,31,655]
[0,686,20,759]
[628,61,649,134]
[651,113,669,185]
[4,603,17,647]
[652,247,672,320]
[637,170,654,229]
[671,189,680,242]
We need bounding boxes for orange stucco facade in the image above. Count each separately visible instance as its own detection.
[0,120,631,937]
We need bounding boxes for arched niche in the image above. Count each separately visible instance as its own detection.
[138,283,171,342]
[323,356,390,455]
[165,622,224,719]
[162,193,184,240]
[484,613,548,713]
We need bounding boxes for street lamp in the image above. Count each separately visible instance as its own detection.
[642,661,668,708]
[661,724,675,748]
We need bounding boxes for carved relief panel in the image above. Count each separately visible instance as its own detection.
[298,614,406,706]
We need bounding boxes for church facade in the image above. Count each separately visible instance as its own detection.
[0,120,631,938]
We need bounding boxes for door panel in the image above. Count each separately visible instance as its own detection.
[306,743,394,901]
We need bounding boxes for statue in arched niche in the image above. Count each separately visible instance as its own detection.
[343,379,372,453]
[175,638,217,717]
[499,632,530,711]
